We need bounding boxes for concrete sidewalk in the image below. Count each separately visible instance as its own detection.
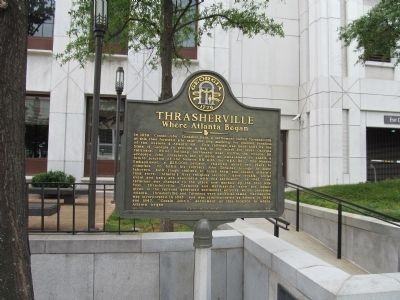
[231,218,367,275]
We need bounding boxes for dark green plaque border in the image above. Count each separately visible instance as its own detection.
[116,70,284,222]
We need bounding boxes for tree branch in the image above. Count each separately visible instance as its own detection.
[173,43,192,73]
[173,0,194,33]
[175,13,236,32]
[108,17,160,40]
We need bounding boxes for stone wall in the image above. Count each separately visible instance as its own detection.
[227,224,400,300]
[30,226,400,300]
[283,200,400,273]
[29,231,243,300]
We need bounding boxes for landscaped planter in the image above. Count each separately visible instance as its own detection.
[30,171,80,204]
[28,187,88,204]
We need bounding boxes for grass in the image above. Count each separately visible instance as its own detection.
[285,179,400,220]
[105,212,192,232]
[106,179,400,230]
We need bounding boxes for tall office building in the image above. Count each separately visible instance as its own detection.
[26,0,400,186]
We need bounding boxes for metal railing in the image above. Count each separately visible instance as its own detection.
[286,181,400,259]
[28,179,400,253]
[266,217,290,238]
[27,182,138,234]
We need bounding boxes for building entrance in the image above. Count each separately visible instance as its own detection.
[367,127,400,181]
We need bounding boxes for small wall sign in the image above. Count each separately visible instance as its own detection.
[384,115,400,125]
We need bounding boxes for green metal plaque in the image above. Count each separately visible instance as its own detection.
[116,71,284,222]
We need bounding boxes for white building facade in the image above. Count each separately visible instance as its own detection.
[26,0,400,187]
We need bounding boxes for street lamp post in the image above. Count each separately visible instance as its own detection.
[114,67,124,201]
[89,0,107,230]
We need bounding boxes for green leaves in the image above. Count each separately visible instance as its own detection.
[340,0,400,64]
[59,0,284,69]
[200,1,284,38]
[31,170,76,188]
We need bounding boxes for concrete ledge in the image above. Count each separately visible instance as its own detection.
[237,226,350,299]
[30,234,141,254]
[285,200,400,238]
[226,220,400,299]
[284,200,400,273]
[29,235,47,253]
[213,230,243,249]
[29,226,400,299]
[141,230,243,252]
[141,232,194,252]
[29,230,243,254]
[297,265,349,300]
[272,249,331,284]
[337,274,400,299]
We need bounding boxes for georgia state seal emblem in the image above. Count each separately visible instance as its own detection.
[188,74,225,112]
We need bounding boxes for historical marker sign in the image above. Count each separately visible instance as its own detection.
[116,71,284,222]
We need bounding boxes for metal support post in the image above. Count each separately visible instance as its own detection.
[88,30,104,230]
[193,219,212,300]
[114,91,121,200]
[337,203,342,259]
[296,188,300,231]
[274,220,279,237]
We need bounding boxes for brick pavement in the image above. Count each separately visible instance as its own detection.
[28,192,115,232]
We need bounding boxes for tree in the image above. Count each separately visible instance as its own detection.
[0,1,34,299]
[59,0,284,100]
[339,0,400,64]
[60,0,284,232]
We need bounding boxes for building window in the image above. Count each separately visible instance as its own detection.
[25,94,50,175]
[28,0,55,50]
[366,53,391,63]
[174,0,198,60]
[343,109,349,174]
[365,46,391,63]
[306,112,310,174]
[85,96,125,176]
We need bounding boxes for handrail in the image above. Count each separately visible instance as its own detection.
[266,217,290,238]
[286,181,400,227]
[285,181,400,259]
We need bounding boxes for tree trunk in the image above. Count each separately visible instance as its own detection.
[0,1,34,299]
[159,0,174,101]
[159,0,175,232]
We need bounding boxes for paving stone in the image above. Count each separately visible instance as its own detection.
[94,253,159,300]
[160,251,194,300]
[243,249,268,300]
[212,249,227,300]
[32,254,94,300]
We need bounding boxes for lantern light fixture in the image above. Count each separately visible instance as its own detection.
[93,0,108,32]
[115,67,124,94]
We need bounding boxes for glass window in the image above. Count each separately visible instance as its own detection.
[367,53,391,63]
[365,47,391,63]
[181,24,196,48]
[29,0,55,38]
[174,0,198,59]
[25,95,50,158]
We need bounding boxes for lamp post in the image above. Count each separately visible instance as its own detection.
[114,67,124,201]
[89,0,107,230]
